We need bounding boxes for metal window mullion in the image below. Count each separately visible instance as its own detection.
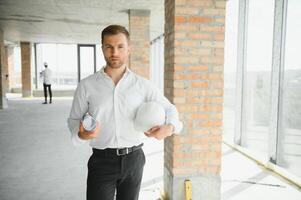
[269,0,288,164]
[234,0,249,145]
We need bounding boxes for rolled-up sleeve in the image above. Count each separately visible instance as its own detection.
[67,82,89,146]
[144,81,183,134]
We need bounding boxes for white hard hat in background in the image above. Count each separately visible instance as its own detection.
[134,101,166,132]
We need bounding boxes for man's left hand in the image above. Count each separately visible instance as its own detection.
[144,124,174,140]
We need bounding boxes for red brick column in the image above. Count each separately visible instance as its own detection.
[21,42,32,97]
[164,0,225,199]
[0,29,6,109]
[129,9,150,79]
[2,46,10,93]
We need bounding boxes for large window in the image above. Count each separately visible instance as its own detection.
[241,0,275,156]
[277,0,301,177]
[224,0,301,183]
[36,44,77,89]
[13,43,106,91]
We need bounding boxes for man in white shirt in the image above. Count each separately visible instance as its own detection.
[67,25,183,200]
[40,62,53,104]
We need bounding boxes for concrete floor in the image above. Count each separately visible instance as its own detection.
[0,95,300,200]
[221,145,301,200]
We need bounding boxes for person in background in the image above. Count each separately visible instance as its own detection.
[40,62,52,104]
[67,25,183,200]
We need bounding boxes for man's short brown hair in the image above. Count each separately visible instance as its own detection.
[101,25,130,44]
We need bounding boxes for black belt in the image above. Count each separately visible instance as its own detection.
[92,143,143,156]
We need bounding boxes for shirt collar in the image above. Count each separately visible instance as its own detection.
[98,66,131,80]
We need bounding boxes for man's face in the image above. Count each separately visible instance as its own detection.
[102,33,130,69]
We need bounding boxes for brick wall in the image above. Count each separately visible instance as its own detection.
[129,9,150,79]
[21,42,32,97]
[164,0,225,199]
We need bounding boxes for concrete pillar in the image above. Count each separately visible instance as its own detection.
[164,0,226,199]
[129,9,150,79]
[6,46,15,92]
[0,29,8,109]
[20,42,32,97]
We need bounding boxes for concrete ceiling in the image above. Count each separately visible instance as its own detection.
[0,0,164,45]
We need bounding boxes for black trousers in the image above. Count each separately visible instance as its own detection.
[87,148,145,200]
[43,83,52,102]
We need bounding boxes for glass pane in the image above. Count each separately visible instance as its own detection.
[36,44,77,89]
[96,44,106,71]
[13,47,22,88]
[277,0,301,177]
[150,36,164,92]
[223,0,239,142]
[241,0,274,157]
[80,46,95,80]
[57,44,77,89]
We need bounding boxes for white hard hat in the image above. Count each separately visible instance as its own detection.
[134,101,166,132]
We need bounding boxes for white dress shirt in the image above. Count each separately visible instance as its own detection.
[40,68,52,85]
[67,67,183,149]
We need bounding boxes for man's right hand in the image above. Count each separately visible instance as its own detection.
[78,122,100,140]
